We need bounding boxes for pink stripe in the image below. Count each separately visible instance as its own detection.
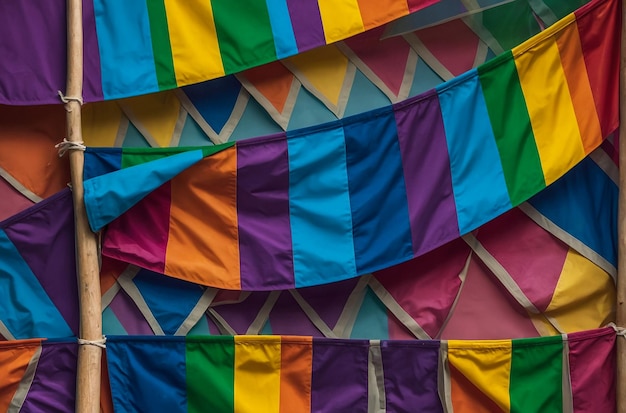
[102,183,171,273]
[568,327,615,413]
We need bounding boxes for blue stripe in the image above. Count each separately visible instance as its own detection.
[265,0,299,59]
[84,149,204,231]
[287,126,356,288]
[344,109,413,273]
[107,339,187,413]
[83,148,122,181]
[437,70,511,234]
[93,0,159,99]
[0,230,72,339]
[529,157,618,270]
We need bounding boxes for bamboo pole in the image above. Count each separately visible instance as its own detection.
[617,0,626,410]
[65,1,102,412]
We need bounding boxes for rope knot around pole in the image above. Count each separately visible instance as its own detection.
[57,90,84,106]
[77,336,106,349]
[55,138,86,157]
[608,323,626,338]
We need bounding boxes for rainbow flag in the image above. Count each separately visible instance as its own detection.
[445,328,616,412]
[104,328,615,413]
[83,0,619,291]
[89,0,437,100]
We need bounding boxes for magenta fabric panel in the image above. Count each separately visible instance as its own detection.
[568,327,616,413]
[475,208,567,312]
[103,183,171,274]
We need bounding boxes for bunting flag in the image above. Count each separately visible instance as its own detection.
[83,0,619,291]
[105,328,615,413]
[90,0,437,101]
[0,340,77,412]
[0,189,78,339]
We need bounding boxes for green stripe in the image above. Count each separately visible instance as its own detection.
[186,336,235,413]
[510,335,563,413]
[146,0,177,90]
[211,0,277,74]
[478,52,545,206]
[121,142,235,168]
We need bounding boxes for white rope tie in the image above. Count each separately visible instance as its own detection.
[608,322,626,338]
[55,138,86,157]
[57,90,84,105]
[78,336,106,349]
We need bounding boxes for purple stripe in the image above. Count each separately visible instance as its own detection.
[2,189,79,335]
[21,342,78,413]
[311,339,369,413]
[393,92,460,256]
[237,137,295,290]
[381,341,443,413]
[285,0,325,52]
[0,0,67,104]
[82,0,104,101]
[109,290,155,335]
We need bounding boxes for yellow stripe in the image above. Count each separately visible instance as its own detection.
[448,340,512,412]
[318,0,365,44]
[544,249,616,332]
[163,0,224,86]
[514,37,585,185]
[234,336,282,413]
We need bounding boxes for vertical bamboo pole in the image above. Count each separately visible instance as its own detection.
[65,0,102,412]
[617,0,626,410]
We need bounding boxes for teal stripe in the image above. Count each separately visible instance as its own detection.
[0,230,72,339]
[287,126,357,288]
[93,0,159,99]
[265,0,299,58]
[437,70,511,233]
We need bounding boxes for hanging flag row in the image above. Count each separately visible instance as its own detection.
[104,327,615,413]
[82,0,619,290]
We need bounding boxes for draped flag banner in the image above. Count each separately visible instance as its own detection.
[83,0,619,291]
[0,339,77,412]
[104,327,615,413]
[0,189,78,339]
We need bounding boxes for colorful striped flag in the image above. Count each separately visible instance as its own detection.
[104,328,615,413]
[83,0,619,291]
[90,0,437,100]
[0,189,78,339]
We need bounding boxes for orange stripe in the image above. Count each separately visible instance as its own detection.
[357,0,409,30]
[449,363,505,413]
[165,146,240,289]
[555,21,603,154]
[280,337,312,413]
[0,340,40,412]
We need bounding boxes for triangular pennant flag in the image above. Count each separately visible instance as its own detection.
[339,26,417,102]
[118,91,184,148]
[178,76,248,143]
[237,62,301,130]
[283,45,355,117]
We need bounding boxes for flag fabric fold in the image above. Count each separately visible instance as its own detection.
[84,0,619,291]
